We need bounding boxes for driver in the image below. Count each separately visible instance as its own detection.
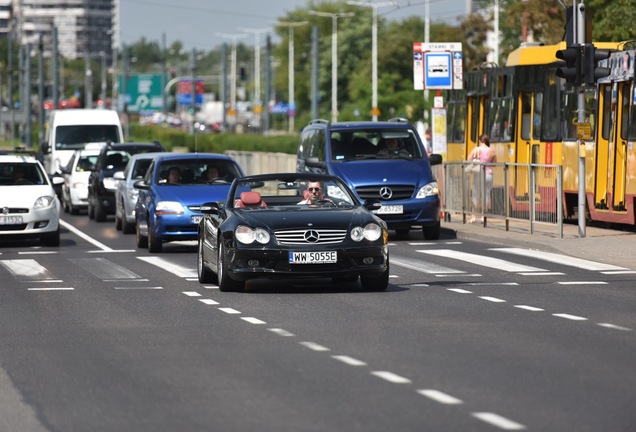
[298,180,326,204]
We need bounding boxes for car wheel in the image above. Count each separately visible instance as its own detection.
[360,259,389,292]
[217,241,244,292]
[148,224,162,253]
[121,214,135,235]
[422,221,441,240]
[94,200,107,222]
[136,221,148,248]
[115,209,122,230]
[87,197,95,219]
[69,201,79,215]
[197,236,216,284]
[40,227,60,247]
[62,197,69,213]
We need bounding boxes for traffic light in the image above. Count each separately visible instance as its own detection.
[239,65,247,81]
[556,43,582,85]
[582,43,611,85]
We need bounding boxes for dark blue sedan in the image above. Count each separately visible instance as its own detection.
[134,153,245,253]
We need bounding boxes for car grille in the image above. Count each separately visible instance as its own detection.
[0,224,28,232]
[1,208,29,214]
[355,185,414,201]
[275,228,347,245]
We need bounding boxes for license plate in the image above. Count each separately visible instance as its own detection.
[0,216,23,225]
[374,204,403,215]
[289,251,337,264]
[191,215,202,224]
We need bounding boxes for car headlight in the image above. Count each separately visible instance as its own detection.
[351,223,382,242]
[155,201,184,215]
[416,181,439,198]
[34,195,55,209]
[235,225,270,245]
[103,177,118,190]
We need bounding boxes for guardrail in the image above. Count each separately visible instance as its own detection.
[440,161,564,238]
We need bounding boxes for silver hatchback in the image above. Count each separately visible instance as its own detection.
[114,152,164,234]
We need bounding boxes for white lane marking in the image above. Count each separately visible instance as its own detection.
[407,242,438,246]
[553,313,588,321]
[218,307,241,314]
[104,279,149,282]
[332,355,367,366]
[391,257,465,274]
[86,250,136,253]
[0,259,57,280]
[199,299,219,305]
[24,280,63,283]
[601,270,636,275]
[437,273,482,278]
[268,328,295,337]
[490,247,627,271]
[418,249,546,272]
[185,278,199,282]
[27,287,74,291]
[467,282,518,286]
[447,288,473,293]
[479,296,507,303]
[137,256,197,278]
[18,251,57,255]
[371,371,412,384]
[299,342,330,352]
[59,219,114,251]
[114,286,162,290]
[70,257,142,280]
[202,285,219,289]
[472,412,526,430]
[182,291,201,297]
[597,323,632,331]
[241,317,266,324]
[557,281,607,285]
[514,305,544,312]
[408,283,430,287]
[389,275,399,278]
[417,389,463,405]
[518,272,564,276]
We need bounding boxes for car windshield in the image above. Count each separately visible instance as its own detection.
[0,162,47,185]
[232,177,355,208]
[156,160,241,185]
[330,129,423,161]
[55,125,120,150]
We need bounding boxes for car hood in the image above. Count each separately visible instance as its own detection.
[155,185,231,206]
[233,206,382,230]
[2,185,58,206]
[328,159,432,188]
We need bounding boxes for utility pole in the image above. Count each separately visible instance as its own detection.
[190,47,197,135]
[25,43,32,148]
[216,33,248,131]
[38,35,44,146]
[276,21,307,133]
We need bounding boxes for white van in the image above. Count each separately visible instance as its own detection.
[41,109,124,175]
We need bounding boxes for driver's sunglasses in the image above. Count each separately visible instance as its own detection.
[308,187,321,192]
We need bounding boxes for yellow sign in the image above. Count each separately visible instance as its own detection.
[371,107,381,116]
[577,122,592,140]
[227,108,236,116]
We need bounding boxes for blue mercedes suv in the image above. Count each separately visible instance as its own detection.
[296,118,442,239]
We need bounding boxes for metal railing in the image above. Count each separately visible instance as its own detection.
[440,161,563,238]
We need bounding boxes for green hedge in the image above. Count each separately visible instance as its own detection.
[129,125,299,154]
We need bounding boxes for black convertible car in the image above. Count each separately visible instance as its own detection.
[197,173,390,292]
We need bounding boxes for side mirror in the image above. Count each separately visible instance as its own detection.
[133,179,149,190]
[306,156,326,168]
[428,154,443,166]
[113,171,125,180]
[200,201,220,215]
[364,198,382,211]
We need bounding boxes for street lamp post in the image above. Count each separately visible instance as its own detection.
[347,1,396,121]
[277,21,307,133]
[238,27,269,129]
[216,33,247,127]
[309,10,354,123]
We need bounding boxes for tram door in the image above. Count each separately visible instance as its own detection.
[466,94,485,159]
[515,92,542,197]
[595,84,613,209]
[612,82,631,211]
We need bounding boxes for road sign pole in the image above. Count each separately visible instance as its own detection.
[575,0,586,238]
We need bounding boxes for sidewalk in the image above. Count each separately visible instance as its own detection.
[441,215,635,269]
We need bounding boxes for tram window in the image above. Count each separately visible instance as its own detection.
[621,86,630,140]
[584,90,597,138]
[521,94,532,140]
[543,77,560,140]
[562,88,578,140]
[533,92,543,140]
[601,86,612,141]
[629,88,636,140]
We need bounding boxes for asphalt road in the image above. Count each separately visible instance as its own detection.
[0,212,634,431]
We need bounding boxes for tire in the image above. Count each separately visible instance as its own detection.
[62,198,69,213]
[360,259,389,292]
[94,200,107,222]
[136,221,148,248]
[69,202,79,215]
[197,236,216,284]
[87,198,95,219]
[40,227,60,247]
[115,213,122,230]
[121,215,135,234]
[423,221,441,240]
[148,224,162,253]
[217,241,244,292]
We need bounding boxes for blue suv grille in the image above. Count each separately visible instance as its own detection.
[355,185,414,201]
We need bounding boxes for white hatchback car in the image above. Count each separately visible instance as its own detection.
[60,148,102,214]
[0,153,64,246]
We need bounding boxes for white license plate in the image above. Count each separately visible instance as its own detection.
[289,251,337,264]
[191,215,203,224]
[374,204,403,215]
[0,216,23,225]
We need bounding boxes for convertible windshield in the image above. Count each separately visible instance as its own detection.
[233,177,355,208]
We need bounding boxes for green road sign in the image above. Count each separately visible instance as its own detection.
[119,74,165,113]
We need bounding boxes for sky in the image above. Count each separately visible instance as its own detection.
[119,0,468,51]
